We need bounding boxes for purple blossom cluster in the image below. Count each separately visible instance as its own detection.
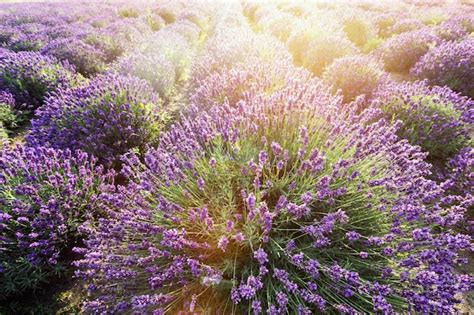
[0,51,81,111]
[0,145,114,297]
[27,74,165,169]
[411,37,474,98]
[190,56,338,112]
[440,147,474,198]
[41,38,107,77]
[371,80,473,160]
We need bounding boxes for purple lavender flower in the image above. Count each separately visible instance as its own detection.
[75,71,470,313]
[0,145,114,297]
[41,38,107,77]
[411,37,474,98]
[27,74,166,169]
[372,29,438,73]
[0,51,81,110]
[371,80,472,160]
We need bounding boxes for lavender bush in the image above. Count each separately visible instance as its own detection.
[41,38,107,77]
[322,55,388,104]
[373,29,438,73]
[189,57,338,111]
[372,80,472,160]
[440,147,474,197]
[411,38,474,98]
[115,52,176,103]
[75,85,470,314]
[0,91,19,131]
[0,145,114,298]
[190,27,292,91]
[0,51,81,111]
[287,25,357,76]
[300,34,358,76]
[385,18,424,36]
[342,15,376,48]
[27,74,167,169]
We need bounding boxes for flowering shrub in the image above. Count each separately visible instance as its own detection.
[342,15,376,47]
[190,57,340,111]
[9,32,48,52]
[75,86,470,313]
[444,15,474,34]
[440,147,474,197]
[0,145,114,297]
[41,38,107,77]
[0,25,20,47]
[0,91,18,131]
[287,22,349,69]
[141,30,194,82]
[142,13,166,32]
[27,74,166,169]
[166,20,201,43]
[373,29,438,73]
[373,13,398,38]
[190,27,291,91]
[385,18,424,36]
[372,81,472,160]
[433,21,468,42]
[322,55,387,103]
[115,52,176,102]
[118,7,140,19]
[411,38,474,98]
[83,32,126,63]
[0,51,81,110]
[257,12,297,42]
[300,33,358,76]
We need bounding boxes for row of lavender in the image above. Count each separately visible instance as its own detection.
[0,0,473,314]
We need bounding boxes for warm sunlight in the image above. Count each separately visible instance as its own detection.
[0,0,472,314]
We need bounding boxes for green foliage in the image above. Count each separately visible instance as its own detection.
[118,8,139,19]
[362,36,384,53]
[145,13,166,31]
[0,103,19,130]
[343,18,375,47]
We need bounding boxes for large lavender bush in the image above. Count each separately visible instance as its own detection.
[0,145,114,298]
[411,38,474,98]
[75,84,471,313]
[27,74,167,169]
[372,80,472,160]
[0,51,81,111]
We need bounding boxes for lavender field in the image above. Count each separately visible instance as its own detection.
[0,0,473,314]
